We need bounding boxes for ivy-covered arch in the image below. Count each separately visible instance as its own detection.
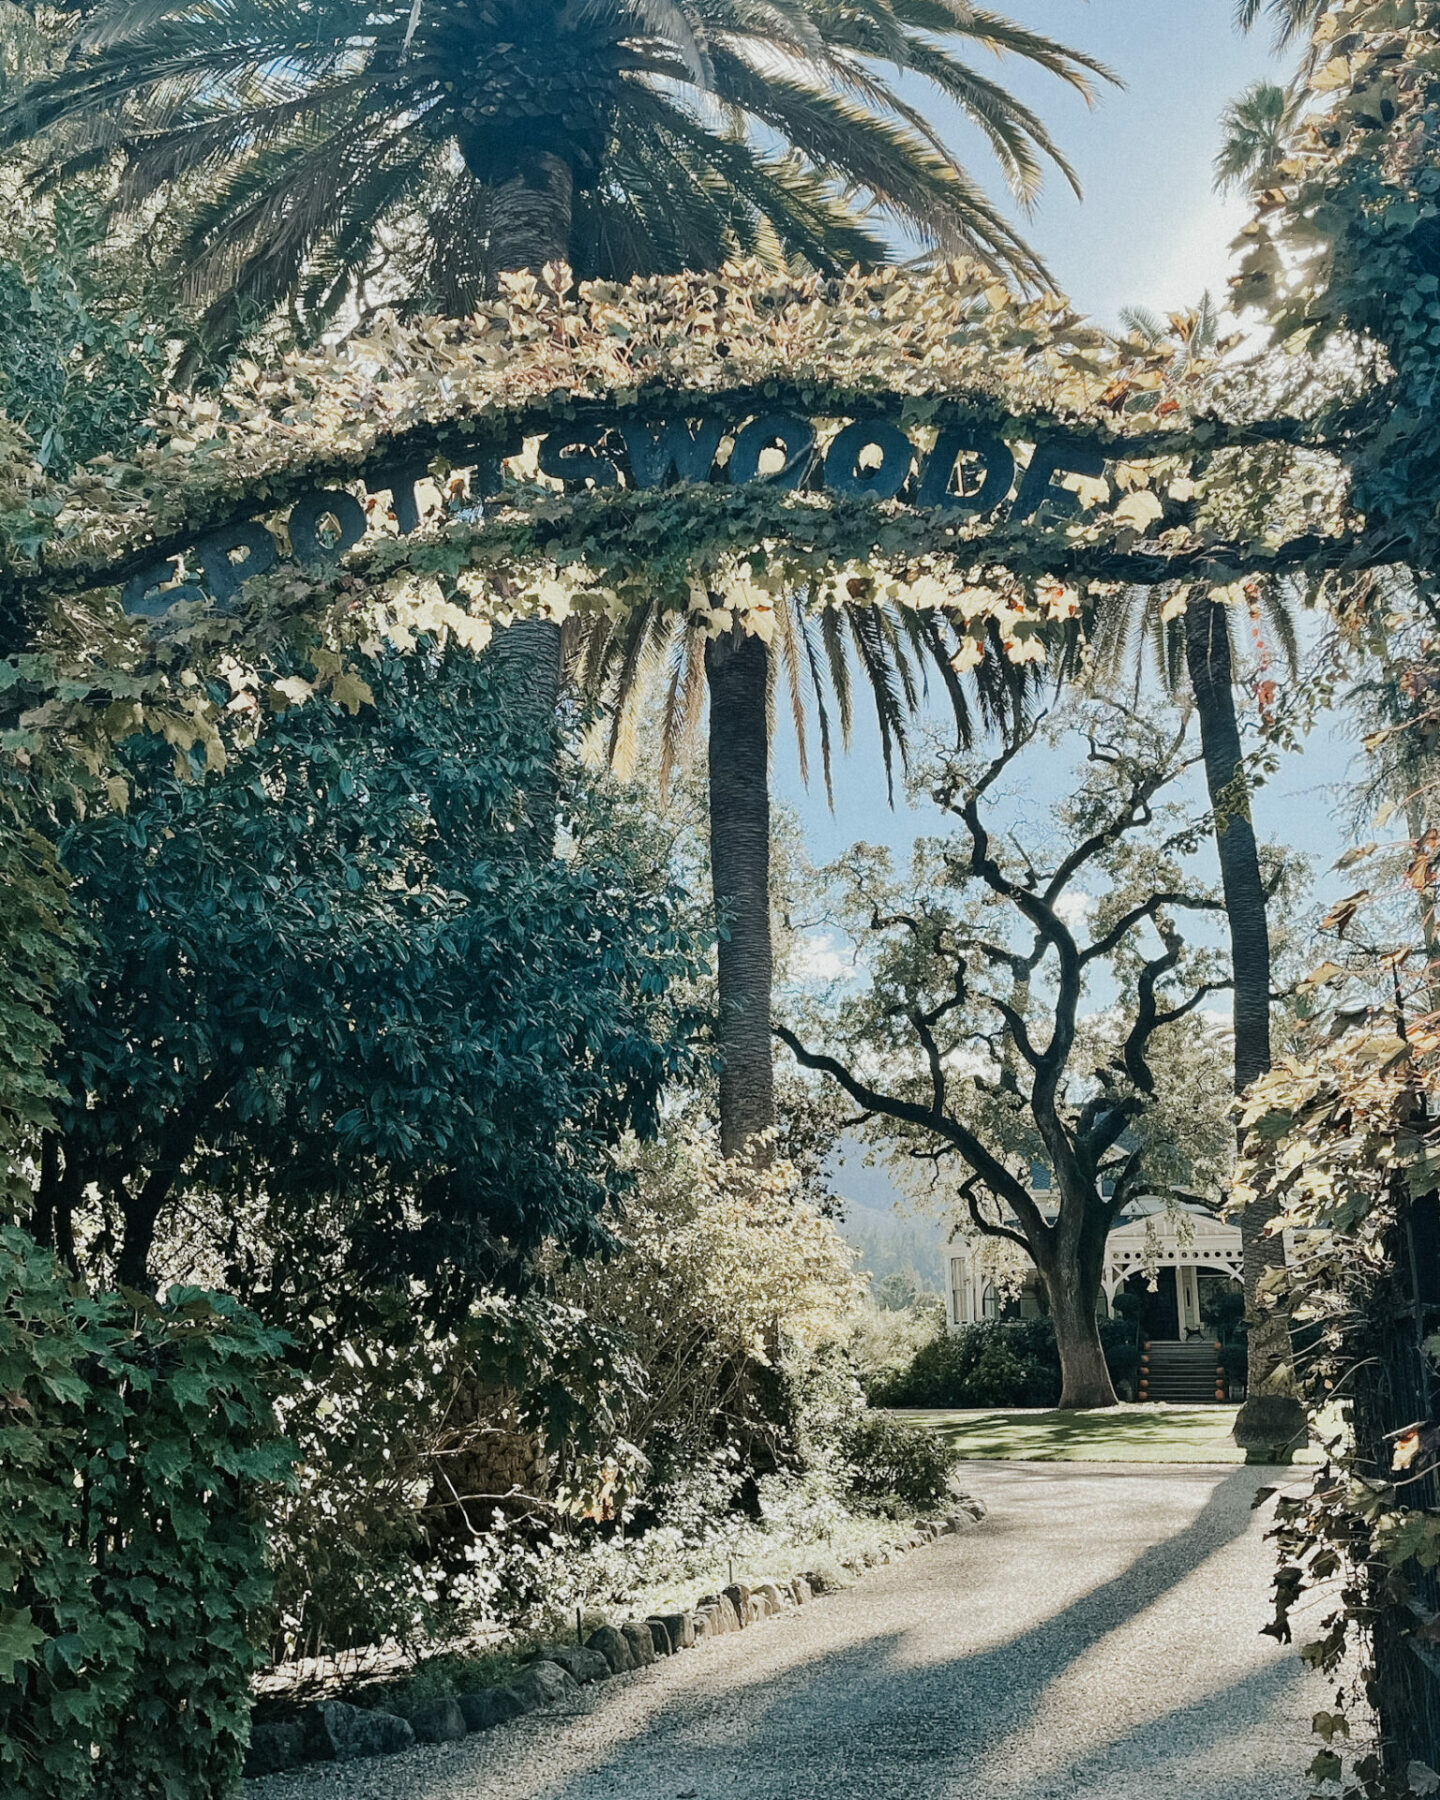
[8,257,1383,1166]
[27,260,1373,658]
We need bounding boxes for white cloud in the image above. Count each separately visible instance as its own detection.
[790,931,852,985]
[1054,889,1095,931]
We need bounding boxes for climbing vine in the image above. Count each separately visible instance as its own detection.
[1237,1017,1440,1799]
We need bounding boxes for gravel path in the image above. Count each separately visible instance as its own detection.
[250,1461,1328,1800]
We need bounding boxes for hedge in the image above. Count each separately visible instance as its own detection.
[868,1319,1141,1409]
[0,1227,291,1799]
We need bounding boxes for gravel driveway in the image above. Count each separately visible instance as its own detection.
[250,1461,1329,1800]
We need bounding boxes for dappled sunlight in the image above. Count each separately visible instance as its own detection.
[897,1403,1273,1465]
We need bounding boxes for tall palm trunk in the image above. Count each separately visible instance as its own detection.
[705,631,775,1160]
[475,152,576,291]
[478,154,574,757]
[1183,595,1298,1454]
[1184,598,1272,1089]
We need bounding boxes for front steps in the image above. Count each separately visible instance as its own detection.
[1138,1340,1226,1403]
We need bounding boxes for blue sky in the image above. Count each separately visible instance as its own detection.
[905,0,1284,326]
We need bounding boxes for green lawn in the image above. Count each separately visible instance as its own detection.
[893,1403,1321,1465]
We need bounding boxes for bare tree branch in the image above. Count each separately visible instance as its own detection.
[773,1021,1050,1245]
[959,1173,1032,1253]
[1082,891,1227,965]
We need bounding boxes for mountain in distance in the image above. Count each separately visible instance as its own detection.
[828,1138,949,1296]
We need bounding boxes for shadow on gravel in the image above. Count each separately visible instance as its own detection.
[1042,1657,1304,1794]
[530,1465,1302,1800]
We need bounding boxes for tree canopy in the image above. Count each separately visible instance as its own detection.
[778,706,1242,1408]
[33,636,705,1307]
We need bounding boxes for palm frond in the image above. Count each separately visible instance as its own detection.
[888,2,1118,96]
[845,603,909,800]
[705,47,1050,279]
[774,588,811,787]
[1215,79,1302,195]
[607,0,711,81]
[6,0,1103,351]
[797,599,838,804]
[819,605,855,750]
[1233,0,1327,50]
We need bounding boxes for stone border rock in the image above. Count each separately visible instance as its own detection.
[245,1501,985,1781]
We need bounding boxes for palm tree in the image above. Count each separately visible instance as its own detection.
[2,0,1114,1161]
[1215,80,1303,196]
[1091,579,1305,1450]
[0,0,1115,351]
[577,594,1037,1157]
[1232,0,1328,48]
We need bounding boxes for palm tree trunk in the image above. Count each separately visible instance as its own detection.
[1184,599,1272,1091]
[705,631,775,1161]
[1183,595,1297,1451]
[482,153,575,287]
[472,150,575,729]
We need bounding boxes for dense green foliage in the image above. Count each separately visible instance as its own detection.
[871,1320,1141,1410]
[1236,0,1440,589]
[35,639,704,1302]
[0,192,163,480]
[0,775,72,1211]
[840,1411,961,1514]
[0,1225,289,1799]
[258,1124,861,1659]
[264,1289,640,1659]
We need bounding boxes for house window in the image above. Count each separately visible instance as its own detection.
[950,1257,968,1325]
[982,1284,1001,1321]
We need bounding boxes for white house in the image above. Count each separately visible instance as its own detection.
[946,1197,1246,1343]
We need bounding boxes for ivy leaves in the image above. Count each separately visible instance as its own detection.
[0,1228,290,1799]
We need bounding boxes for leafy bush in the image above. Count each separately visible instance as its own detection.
[840,1412,959,1514]
[255,1127,865,1663]
[847,1293,946,1394]
[431,1454,920,1646]
[566,1125,864,1491]
[0,193,164,479]
[43,639,706,1302]
[0,1227,290,1800]
[871,1319,1139,1409]
[263,1291,637,1661]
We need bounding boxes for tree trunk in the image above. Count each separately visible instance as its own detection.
[1183,597,1272,1092]
[472,152,574,734]
[1183,595,1296,1448]
[706,631,775,1161]
[474,151,575,291]
[487,613,564,823]
[1035,1242,1117,1410]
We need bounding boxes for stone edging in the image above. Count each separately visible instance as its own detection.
[246,1499,986,1780]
